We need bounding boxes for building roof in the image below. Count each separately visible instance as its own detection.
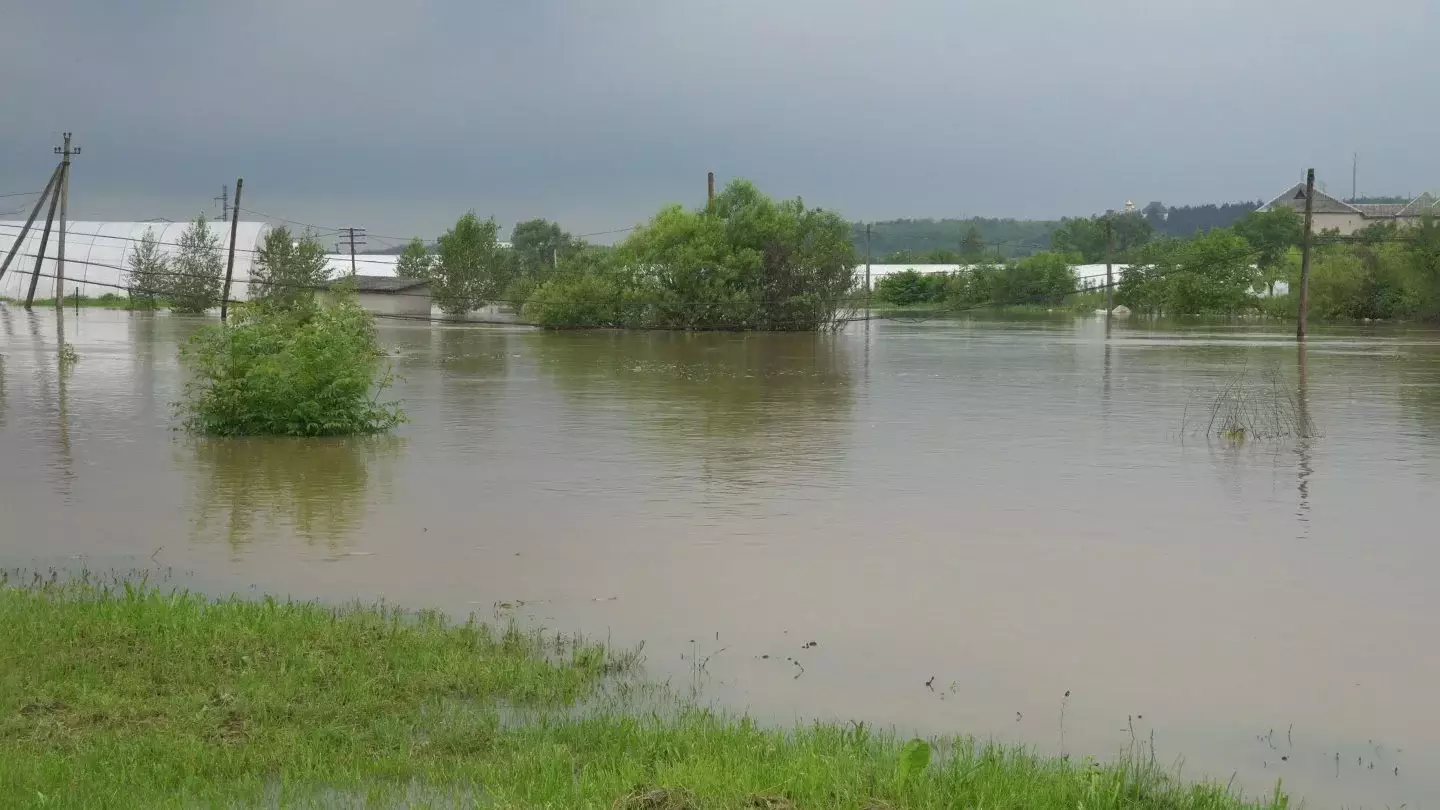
[1352,203,1407,217]
[1398,193,1439,216]
[1258,184,1360,215]
[1258,186,1439,220]
[327,274,429,293]
[1,220,269,300]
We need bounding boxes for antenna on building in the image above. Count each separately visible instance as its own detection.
[1351,152,1358,202]
[214,185,229,221]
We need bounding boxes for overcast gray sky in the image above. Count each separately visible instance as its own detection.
[3,0,1435,243]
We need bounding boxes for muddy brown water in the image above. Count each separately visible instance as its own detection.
[3,306,1438,808]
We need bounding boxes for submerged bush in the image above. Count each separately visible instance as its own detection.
[179,297,403,436]
[526,179,858,331]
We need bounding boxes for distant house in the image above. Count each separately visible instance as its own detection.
[325,275,432,318]
[1257,186,1438,235]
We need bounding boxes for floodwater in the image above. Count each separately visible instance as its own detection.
[3,306,1439,808]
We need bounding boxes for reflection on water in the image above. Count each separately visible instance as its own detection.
[535,330,853,486]
[184,437,404,552]
[1295,343,1314,534]
[2,308,1440,808]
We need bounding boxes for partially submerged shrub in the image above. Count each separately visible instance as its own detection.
[179,297,403,436]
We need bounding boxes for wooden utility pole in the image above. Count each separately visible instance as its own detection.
[0,165,61,284]
[53,133,78,308]
[707,172,715,209]
[865,223,872,309]
[338,226,366,277]
[220,178,243,321]
[24,174,63,308]
[1104,214,1114,317]
[1296,168,1315,341]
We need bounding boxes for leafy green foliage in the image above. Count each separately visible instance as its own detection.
[431,213,513,315]
[510,218,579,272]
[946,252,1080,307]
[179,295,403,436]
[1291,225,1439,320]
[250,227,330,310]
[960,224,986,260]
[1119,231,1259,315]
[1051,213,1153,262]
[874,269,950,305]
[506,219,584,309]
[898,738,932,785]
[524,249,640,328]
[530,179,857,330]
[124,227,168,303]
[853,218,1053,260]
[167,214,224,314]
[395,237,433,279]
[1232,207,1301,286]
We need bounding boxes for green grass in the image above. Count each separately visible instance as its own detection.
[0,293,164,310]
[0,576,1284,809]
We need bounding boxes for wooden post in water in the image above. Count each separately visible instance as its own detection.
[1296,169,1315,341]
[24,175,63,308]
[0,165,61,285]
[1104,214,1114,318]
[53,132,78,308]
[865,223,872,312]
[221,178,243,321]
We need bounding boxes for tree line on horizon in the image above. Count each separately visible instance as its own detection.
[374,182,1437,328]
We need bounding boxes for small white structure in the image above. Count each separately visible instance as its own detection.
[0,220,269,301]
[863,262,1135,291]
[325,275,433,317]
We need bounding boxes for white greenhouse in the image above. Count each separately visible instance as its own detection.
[0,220,270,302]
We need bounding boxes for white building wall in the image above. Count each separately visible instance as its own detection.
[0,220,269,301]
[352,290,433,317]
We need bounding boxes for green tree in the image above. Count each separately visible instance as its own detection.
[250,227,330,310]
[960,225,986,260]
[875,269,935,305]
[510,219,576,272]
[985,252,1078,305]
[125,227,168,305]
[395,237,433,279]
[180,295,403,436]
[1119,231,1258,315]
[530,179,857,330]
[1232,207,1301,293]
[168,214,224,314]
[431,213,512,316]
[1051,213,1152,262]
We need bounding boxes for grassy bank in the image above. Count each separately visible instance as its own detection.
[0,578,1282,809]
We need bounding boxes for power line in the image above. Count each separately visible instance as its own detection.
[0,221,406,269]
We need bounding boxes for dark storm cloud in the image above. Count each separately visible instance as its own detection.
[3,0,1436,238]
